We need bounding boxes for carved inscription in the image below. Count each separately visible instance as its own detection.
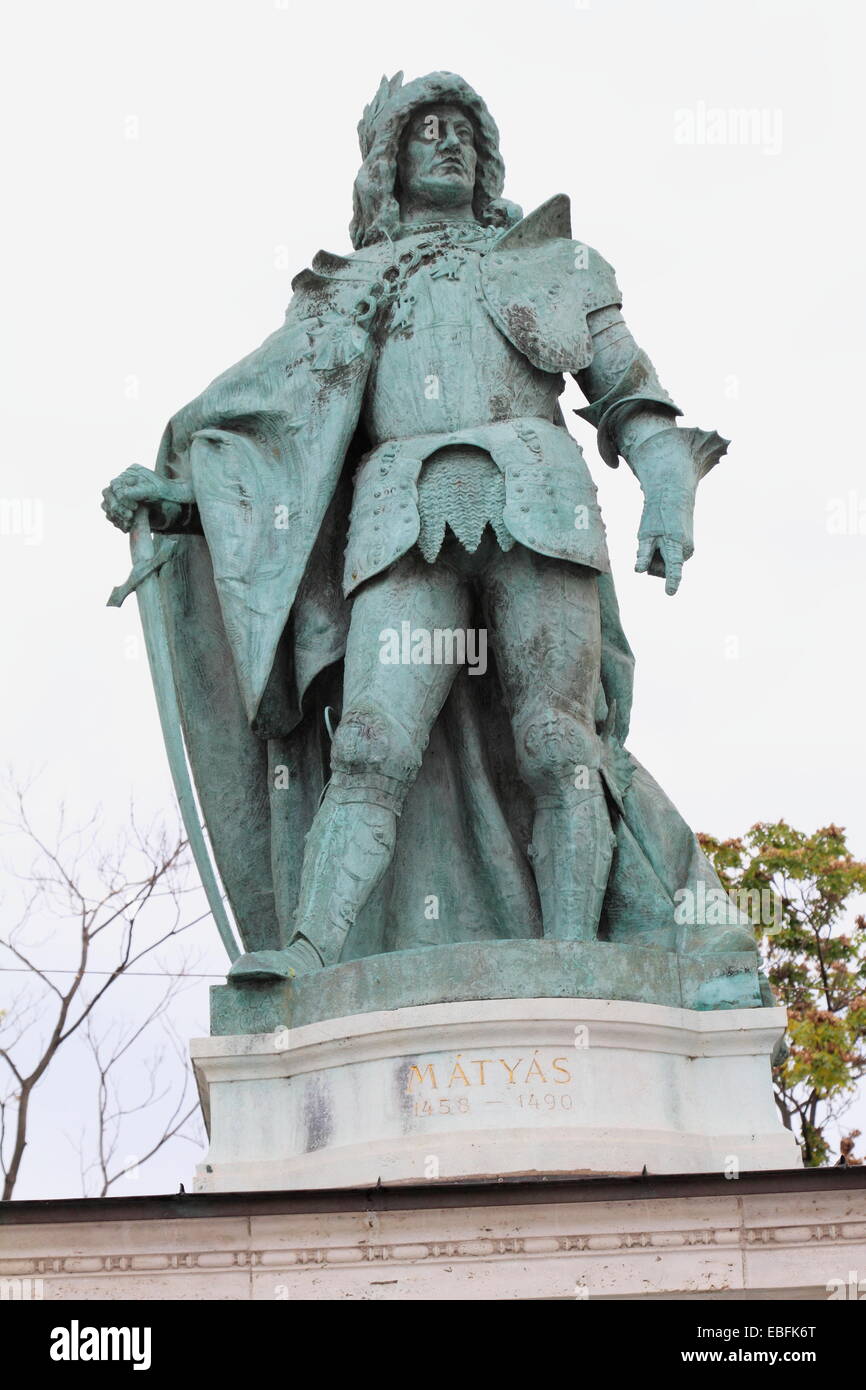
[405,1051,576,1117]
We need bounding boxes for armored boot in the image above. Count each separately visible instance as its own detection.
[229,782,399,981]
[529,772,615,941]
[289,783,399,966]
[230,700,423,981]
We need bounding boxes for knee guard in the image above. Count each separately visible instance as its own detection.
[329,706,423,813]
[514,706,602,802]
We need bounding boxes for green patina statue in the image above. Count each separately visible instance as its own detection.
[103,71,759,994]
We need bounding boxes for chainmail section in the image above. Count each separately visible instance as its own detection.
[416,448,514,562]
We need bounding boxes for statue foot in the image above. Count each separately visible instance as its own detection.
[228,938,323,981]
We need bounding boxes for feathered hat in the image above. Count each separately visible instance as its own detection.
[350,70,522,248]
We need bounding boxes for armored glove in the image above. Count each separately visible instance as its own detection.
[629,427,728,595]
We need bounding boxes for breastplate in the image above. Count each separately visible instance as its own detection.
[363,231,562,445]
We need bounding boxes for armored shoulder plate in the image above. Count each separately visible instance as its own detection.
[289,244,389,323]
[481,200,621,375]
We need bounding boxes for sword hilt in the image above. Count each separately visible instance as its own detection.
[106,509,178,608]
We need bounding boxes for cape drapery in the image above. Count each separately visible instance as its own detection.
[153,207,725,959]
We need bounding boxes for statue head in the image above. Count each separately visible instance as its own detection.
[397,103,478,223]
[350,71,522,248]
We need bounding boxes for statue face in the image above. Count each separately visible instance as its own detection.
[397,103,478,214]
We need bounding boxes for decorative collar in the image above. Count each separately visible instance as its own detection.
[395,218,494,242]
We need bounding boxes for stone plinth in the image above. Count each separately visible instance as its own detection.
[209,940,765,1037]
[191,996,799,1193]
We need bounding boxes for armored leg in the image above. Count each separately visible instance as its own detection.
[231,552,471,979]
[288,711,415,967]
[483,546,614,941]
[515,706,614,941]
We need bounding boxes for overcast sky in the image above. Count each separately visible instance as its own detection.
[2,0,864,1198]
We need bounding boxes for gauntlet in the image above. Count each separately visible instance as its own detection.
[629,426,728,591]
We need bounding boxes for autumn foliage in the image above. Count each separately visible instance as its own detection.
[699,821,866,1166]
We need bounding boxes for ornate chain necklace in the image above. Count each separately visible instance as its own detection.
[345,221,493,339]
[396,218,492,243]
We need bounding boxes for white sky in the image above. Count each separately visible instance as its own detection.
[2,0,864,1198]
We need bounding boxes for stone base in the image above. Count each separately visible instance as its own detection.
[191,996,799,1192]
[209,940,765,1036]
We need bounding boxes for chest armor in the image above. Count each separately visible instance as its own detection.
[333,219,619,595]
[363,234,563,444]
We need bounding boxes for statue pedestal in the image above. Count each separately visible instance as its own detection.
[190,993,800,1192]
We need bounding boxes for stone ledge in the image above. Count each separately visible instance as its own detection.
[211,940,762,1036]
[1,1168,861,1222]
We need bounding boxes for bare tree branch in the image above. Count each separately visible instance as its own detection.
[0,775,211,1199]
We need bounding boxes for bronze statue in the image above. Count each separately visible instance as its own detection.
[103,72,757,990]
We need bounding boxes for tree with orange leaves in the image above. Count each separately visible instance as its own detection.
[700,822,866,1166]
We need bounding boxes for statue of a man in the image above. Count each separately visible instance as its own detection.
[102,71,756,979]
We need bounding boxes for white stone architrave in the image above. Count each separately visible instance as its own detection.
[190,998,800,1192]
[2,1171,865,1301]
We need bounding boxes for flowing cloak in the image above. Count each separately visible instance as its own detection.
[153,205,726,959]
